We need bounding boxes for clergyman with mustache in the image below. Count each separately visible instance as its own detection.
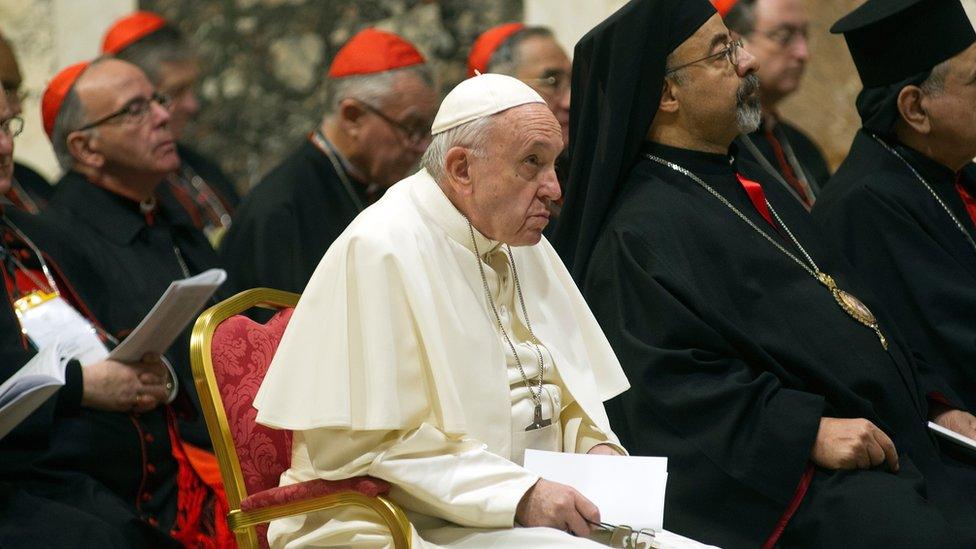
[551,0,976,547]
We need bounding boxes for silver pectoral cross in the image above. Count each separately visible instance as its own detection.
[525,403,553,431]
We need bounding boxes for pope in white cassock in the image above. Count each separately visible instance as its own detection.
[253,74,703,548]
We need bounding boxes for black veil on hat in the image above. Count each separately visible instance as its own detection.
[831,0,976,135]
[551,0,716,278]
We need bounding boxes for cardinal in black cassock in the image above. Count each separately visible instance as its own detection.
[813,0,976,419]
[552,0,976,547]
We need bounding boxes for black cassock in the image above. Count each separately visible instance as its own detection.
[12,162,55,211]
[584,142,976,548]
[41,171,223,448]
[0,208,179,547]
[814,131,976,415]
[735,117,831,206]
[219,139,370,295]
[177,143,241,210]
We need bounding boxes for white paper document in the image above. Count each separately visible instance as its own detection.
[0,342,71,440]
[928,421,976,452]
[108,268,226,363]
[523,449,669,530]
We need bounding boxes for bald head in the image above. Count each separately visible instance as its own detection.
[0,87,13,192]
[0,37,22,116]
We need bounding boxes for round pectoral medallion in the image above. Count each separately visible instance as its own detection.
[836,289,877,325]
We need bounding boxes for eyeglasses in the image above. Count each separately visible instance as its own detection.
[0,116,23,138]
[753,25,808,48]
[356,100,431,147]
[74,92,172,132]
[523,72,571,98]
[666,38,743,75]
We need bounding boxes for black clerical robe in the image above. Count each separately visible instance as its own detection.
[177,143,240,209]
[0,208,180,547]
[814,131,976,416]
[219,138,370,294]
[11,161,54,212]
[735,116,830,208]
[42,171,223,449]
[585,142,976,548]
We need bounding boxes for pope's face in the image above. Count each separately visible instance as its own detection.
[467,103,562,246]
[75,59,180,177]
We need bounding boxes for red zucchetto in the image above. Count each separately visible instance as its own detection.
[101,11,167,54]
[41,61,90,139]
[711,0,739,17]
[466,22,524,78]
[327,28,426,78]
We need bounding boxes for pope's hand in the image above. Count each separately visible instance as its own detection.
[81,355,169,413]
[587,443,622,456]
[515,478,600,537]
[811,417,899,472]
[930,406,976,440]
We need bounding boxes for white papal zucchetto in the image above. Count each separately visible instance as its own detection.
[430,73,546,136]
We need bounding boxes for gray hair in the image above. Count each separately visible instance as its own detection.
[327,64,434,115]
[920,59,951,95]
[51,57,111,171]
[486,26,555,76]
[420,115,495,182]
[724,0,759,36]
[111,24,196,85]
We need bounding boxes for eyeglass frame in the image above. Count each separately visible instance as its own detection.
[665,38,744,75]
[0,116,23,138]
[750,24,809,48]
[588,519,657,548]
[522,70,571,98]
[354,99,431,147]
[74,91,172,133]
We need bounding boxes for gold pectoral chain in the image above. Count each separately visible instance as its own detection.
[644,154,889,350]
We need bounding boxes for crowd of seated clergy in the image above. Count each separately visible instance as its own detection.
[4,0,976,547]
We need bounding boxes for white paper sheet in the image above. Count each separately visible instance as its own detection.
[523,449,668,530]
[108,268,226,363]
[0,342,70,440]
[928,421,976,452]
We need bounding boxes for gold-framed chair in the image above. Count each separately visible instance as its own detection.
[190,287,412,548]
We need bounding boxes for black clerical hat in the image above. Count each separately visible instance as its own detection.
[831,0,975,88]
[552,0,716,277]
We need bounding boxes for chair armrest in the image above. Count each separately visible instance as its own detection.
[231,477,412,548]
[240,476,390,511]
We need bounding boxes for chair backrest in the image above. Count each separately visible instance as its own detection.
[190,288,301,509]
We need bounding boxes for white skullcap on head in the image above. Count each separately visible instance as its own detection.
[431,73,546,135]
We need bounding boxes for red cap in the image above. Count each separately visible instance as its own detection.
[327,28,425,78]
[41,61,90,139]
[101,11,167,54]
[712,0,739,17]
[467,23,525,78]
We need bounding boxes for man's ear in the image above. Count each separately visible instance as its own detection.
[67,131,104,169]
[337,98,368,136]
[659,78,680,114]
[896,85,931,134]
[444,146,474,195]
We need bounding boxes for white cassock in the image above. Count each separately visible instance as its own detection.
[254,169,651,547]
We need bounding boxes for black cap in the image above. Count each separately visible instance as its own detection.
[831,0,975,88]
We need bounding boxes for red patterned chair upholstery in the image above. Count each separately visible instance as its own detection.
[190,288,412,548]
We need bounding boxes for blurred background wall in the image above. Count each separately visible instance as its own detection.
[2,0,975,191]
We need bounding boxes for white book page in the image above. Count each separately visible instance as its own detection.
[0,343,70,440]
[108,268,226,363]
[523,449,668,530]
[928,421,976,451]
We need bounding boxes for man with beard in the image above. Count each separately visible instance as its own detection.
[219,28,438,295]
[103,11,240,245]
[722,0,830,208]
[814,1,976,423]
[553,0,976,546]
